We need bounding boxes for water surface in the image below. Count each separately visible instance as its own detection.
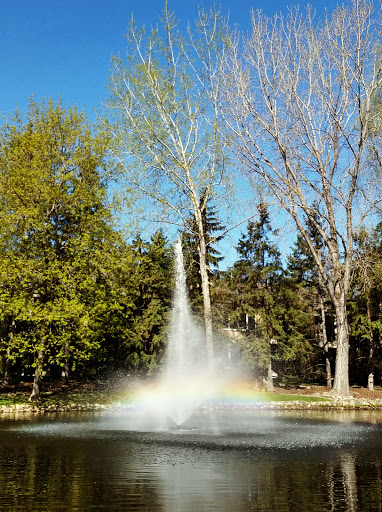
[1,409,382,511]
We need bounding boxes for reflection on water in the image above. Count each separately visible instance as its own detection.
[0,409,382,511]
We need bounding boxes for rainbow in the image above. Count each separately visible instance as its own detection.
[118,378,269,410]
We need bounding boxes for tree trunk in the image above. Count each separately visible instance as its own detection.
[326,354,332,390]
[366,298,374,391]
[29,349,45,402]
[62,341,70,385]
[195,206,214,368]
[332,296,350,396]
[2,317,16,385]
[265,359,274,391]
[198,235,214,367]
[319,294,332,389]
[2,347,11,386]
[368,359,374,391]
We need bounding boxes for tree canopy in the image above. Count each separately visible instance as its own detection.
[3,2,382,397]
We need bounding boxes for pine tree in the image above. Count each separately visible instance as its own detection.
[127,231,173,373]
[227,203,285,379]
[182,193,225,317]
[287,210,334,387]
[221,203,316,384]
[348,224,382,389]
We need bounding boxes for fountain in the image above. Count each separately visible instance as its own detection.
[6,241,382,511]
[130,238,221,427]
[163,238,213,425]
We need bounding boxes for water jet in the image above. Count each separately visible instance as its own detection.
[5,240,382,510]
[130,238,221,427]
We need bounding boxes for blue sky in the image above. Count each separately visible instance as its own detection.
[0,0,344,266]
[0,0,339,120]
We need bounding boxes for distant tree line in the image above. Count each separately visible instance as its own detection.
[1,99,382,398]
[182,200,382,391]
[2,1,382,398]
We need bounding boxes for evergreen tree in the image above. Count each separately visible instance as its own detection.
[128,231,173,373]
[228,203,285,378]
[220,203,315,384]
[182,193,225,317]
[287,210,335,387]
[348,224,382,389]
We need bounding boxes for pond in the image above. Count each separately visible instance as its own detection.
[1,408,382,511]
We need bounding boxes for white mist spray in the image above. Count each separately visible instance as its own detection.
[163,238,210,425]
[125,238,223,429]
[166,239,207,378]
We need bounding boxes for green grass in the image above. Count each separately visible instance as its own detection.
[219,391,329,403]
[0,389,329,407]
[262,393,328,402]
[41,390,116,407]
[0,395,29,406]
[0,390,115,407]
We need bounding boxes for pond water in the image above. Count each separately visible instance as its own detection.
[1,408,382,511]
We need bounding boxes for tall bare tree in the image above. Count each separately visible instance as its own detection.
[225,0,382,395]
[106,6,230,364]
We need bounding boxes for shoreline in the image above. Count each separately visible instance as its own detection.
[2,381,382,415]
[2,397,382,415]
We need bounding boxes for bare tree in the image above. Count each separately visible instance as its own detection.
[225,0,382,395]
[106,6,230,364]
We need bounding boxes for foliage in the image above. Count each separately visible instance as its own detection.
[106,4,232,359]
[0,99,114,390]
[347,224,382,386]
[226,0,382,395]
[4,4,382,393]
[123,231,173,373]
[0,98,172,389]
[182,193,225,315]
[216,205,276,375]
[212,203,315,383]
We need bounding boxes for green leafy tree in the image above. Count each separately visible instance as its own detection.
[0,99,113,400]
[75,231,172,379]
[106,5,231,363]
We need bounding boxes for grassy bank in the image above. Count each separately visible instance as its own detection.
[2,381,382,413]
